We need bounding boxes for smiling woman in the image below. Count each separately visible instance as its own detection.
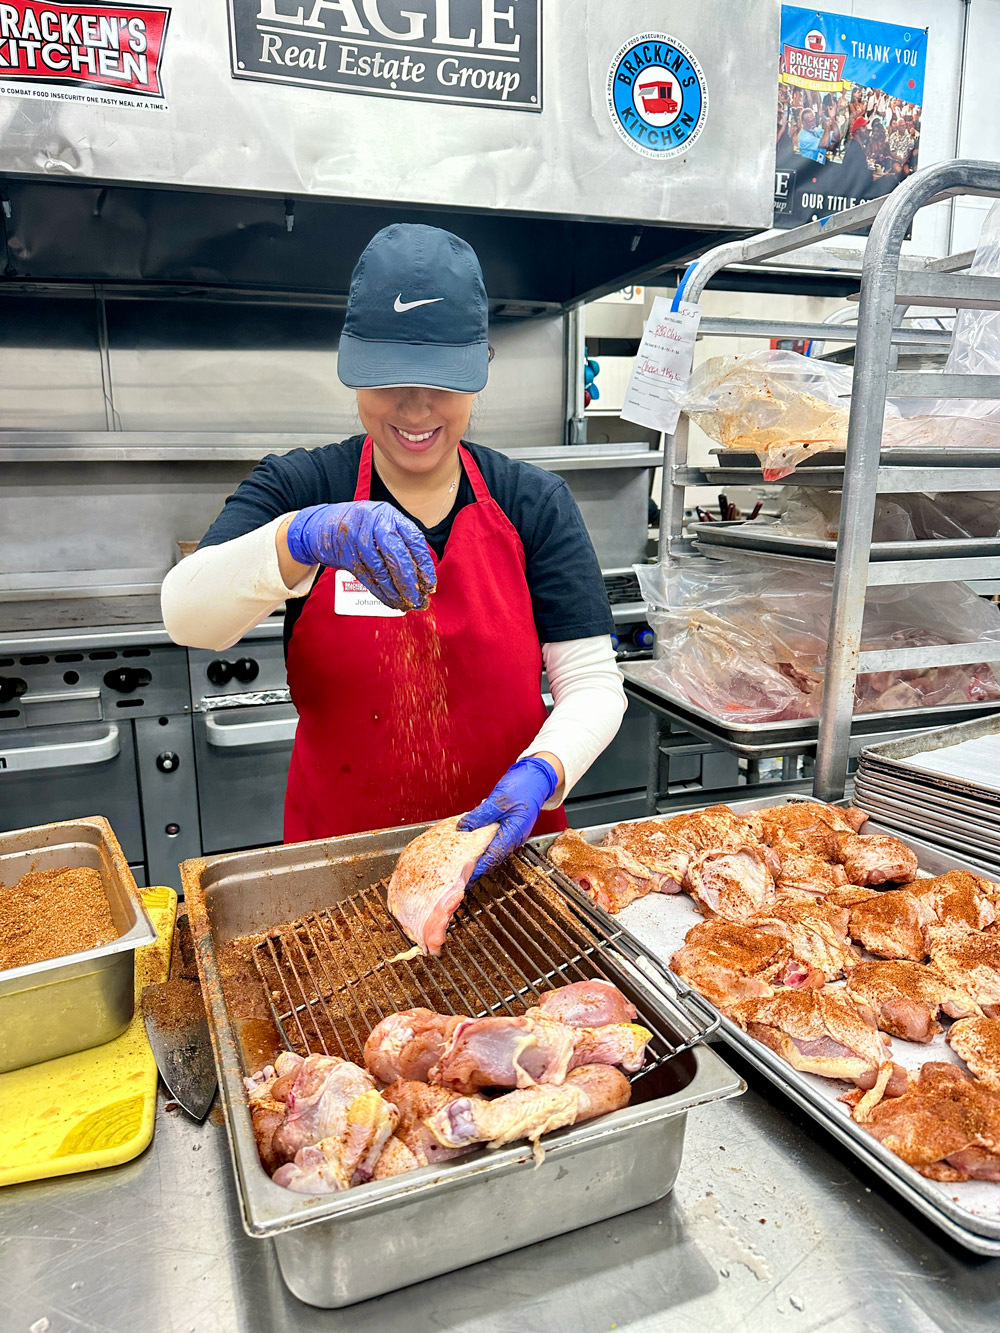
[161,224,626,872]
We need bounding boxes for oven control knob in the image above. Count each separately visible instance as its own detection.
[206,659,233,686]
[104,667,152,694]
[0,676,27,705]
[156,751,179,773]
[233,657,259,684]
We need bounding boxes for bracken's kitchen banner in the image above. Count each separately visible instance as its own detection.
[0,2,169,106]
[774,5,926,227]
[228,0,541,110]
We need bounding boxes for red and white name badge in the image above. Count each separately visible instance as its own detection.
[333,569,405,617]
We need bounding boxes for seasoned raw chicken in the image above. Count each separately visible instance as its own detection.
[269,1057,398,1193]
[947,1015,1000,1091]
[363,1008,463,1084]
[849,1062,1000,1181]
[749,897,859,983]
[430,1014,577,1093]
[829,886,935,961]
[374,1079,470,1171]
[833,832,919,887]
[430,1013,651,1093]
[528,978,637,1027]
[601,806,758,895]
[547,828,656,913]
[926,925,1000,1017]
[770,843,849,896]
[670,918,809,1012]
[745,802,868,845]
[686,845,777,921]
[245,1052,305,1175]
[730,988,899,1116]
[845,960,981,1043]
[902,870,998,932]
[425,1064,631,1151]
[387,815,500,955]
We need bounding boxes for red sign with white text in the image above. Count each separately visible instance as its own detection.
[0,3,169,97]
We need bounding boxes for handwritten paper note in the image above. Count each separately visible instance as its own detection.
[620,297,701,434]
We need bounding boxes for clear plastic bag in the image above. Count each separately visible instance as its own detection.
[769,489,1000,542]
[679,350,865,480]
[891,198,1000,447]
[635,558,1000,721]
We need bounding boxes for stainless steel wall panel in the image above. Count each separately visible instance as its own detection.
[558,466,650,569]
[104,301,566,448]
[0,461,256,587]
[0,2,777,231]
[0,298,107,430]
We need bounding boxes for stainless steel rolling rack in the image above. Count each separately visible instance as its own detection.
[624,160,1000,810]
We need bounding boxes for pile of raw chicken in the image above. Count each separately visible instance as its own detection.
[548,802,1000,1184]
[245,979,651,1194]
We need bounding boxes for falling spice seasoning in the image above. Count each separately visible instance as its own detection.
[384,597,467,814]
[0,866,118,971]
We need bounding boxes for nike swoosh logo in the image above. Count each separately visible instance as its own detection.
[394,294,444,312]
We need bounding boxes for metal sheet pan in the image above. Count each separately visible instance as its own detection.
[621,661,999,754]
[689,521,1000,563]
[182,828,743,1309]
[852,790,1000,861]
[533,796,1000,1254]
[848,798,1000,876]
[0,816,156,1073]
[859,713,1000,796]
[698,466,846,488]
[710,447,1000,470]
[854,769,1000,827]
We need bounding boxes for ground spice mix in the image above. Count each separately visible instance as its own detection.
[0,866,118,970]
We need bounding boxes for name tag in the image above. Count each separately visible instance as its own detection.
[333,568,405,617]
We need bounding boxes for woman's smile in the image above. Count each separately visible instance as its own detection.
[389,423,444,452]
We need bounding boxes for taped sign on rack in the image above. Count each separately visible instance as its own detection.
[620,297,701,434]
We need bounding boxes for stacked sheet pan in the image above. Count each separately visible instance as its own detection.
[855,715,1000,877]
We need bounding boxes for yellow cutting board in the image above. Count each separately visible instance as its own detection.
[0,885,176,1187]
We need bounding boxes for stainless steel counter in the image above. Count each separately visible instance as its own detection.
[1,1049,997,1333]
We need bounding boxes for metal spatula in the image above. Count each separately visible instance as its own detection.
[141,913,217,1121]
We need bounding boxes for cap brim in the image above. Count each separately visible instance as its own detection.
[338,334,488,393]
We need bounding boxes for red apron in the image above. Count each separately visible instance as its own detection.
[284,438,568,842]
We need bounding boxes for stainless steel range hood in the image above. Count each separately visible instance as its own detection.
[0,0,778,302]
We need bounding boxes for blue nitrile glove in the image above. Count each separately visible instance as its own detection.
[458,756,560,881]
[286,501,437,611]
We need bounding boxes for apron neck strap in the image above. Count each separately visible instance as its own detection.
[355,438,491,506]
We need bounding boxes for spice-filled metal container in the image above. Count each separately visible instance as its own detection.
[0,816,157,1074]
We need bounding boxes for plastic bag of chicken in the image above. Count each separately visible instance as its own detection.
[636,558,1000,722]
[677,350,870,480]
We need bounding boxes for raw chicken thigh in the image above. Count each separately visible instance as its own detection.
[845,960,981,1043]
[670,918,807,1012]
[268,1055,398,1193]
[363,1009,463,1083]
[730,988,900,1116]
[387,815,499,955]
[425,1064,631,1150]
[947,1015,1000,1091]
[528,978,638,1027]
[849,1062,1000,1181]
[547,828,656,913]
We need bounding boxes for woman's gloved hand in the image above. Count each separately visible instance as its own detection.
[286,501,436,610]
[458,756,560,881]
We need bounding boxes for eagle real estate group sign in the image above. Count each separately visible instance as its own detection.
[774,5,927,227]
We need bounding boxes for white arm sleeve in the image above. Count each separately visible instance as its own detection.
[160,516,318,651]
[522,636,627,806]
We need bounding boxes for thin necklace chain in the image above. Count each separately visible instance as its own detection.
[432,460,462,525]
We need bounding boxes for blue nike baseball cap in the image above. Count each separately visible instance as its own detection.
[338,224,490,393]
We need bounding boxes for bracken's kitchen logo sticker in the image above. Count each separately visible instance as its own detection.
[607,32,707,160]
[228,0,540,111]
[0,3,170,103]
